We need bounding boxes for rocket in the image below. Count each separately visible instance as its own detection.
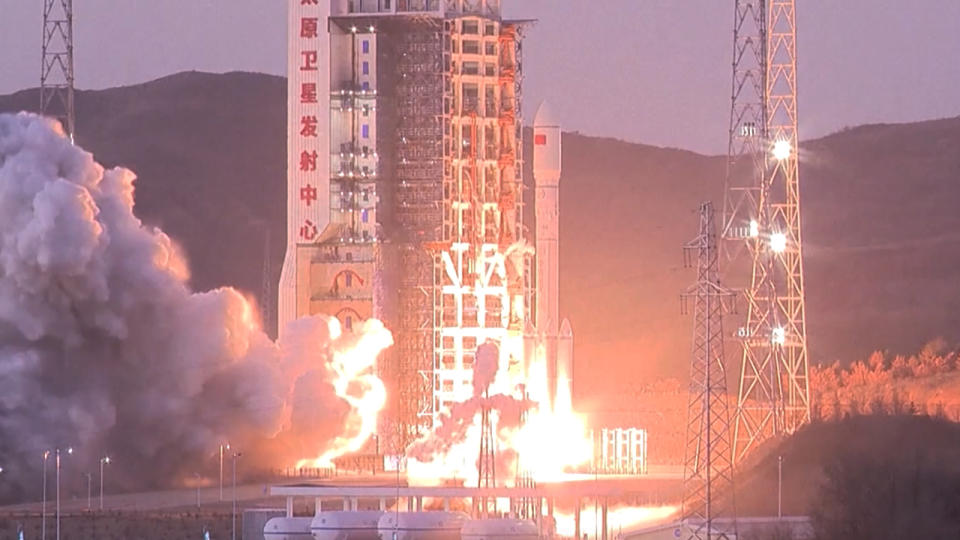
[533,102,573,410]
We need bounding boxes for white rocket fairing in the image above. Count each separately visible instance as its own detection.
[533,102,571,408]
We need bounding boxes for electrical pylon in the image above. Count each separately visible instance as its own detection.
[512,392,539,522]
[475,394,496,517]
[261,227,274,338]
[41,0,75,140]
[682,202,737,540]
[724,0,811,463]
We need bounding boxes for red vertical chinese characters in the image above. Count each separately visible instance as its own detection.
[298,9,320,242]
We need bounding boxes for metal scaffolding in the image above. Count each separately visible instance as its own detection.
[391,20,448,451]
[722,0,811,463]
[431,16,528,424]
[261,227,274,338]
[682,202,736,540]
[41,0,75,139]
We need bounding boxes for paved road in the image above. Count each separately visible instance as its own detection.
[0,483,277,514]
[0,469,683,515]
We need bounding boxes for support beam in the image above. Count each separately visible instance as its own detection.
[574,499,581,540]
[601,499,608,540]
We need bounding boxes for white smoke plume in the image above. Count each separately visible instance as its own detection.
[0,114,392,502]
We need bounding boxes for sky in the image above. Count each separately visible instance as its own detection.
[2,1,958,154]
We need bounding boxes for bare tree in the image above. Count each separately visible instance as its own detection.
[811,451,960,540]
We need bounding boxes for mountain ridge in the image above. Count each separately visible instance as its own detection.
[2,70,958,398]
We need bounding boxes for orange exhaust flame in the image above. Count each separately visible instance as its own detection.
[554,505,680,538]
[295,318,392,468]
[408,340,592,485]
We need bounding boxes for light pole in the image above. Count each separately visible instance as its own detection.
[99,456,110,511]
[56,447,72,540]
[232,452,242,540]
[777,455,783,519]
[42,450,50,540]
[84,473,91,511]
[219,443,230,501]
[195,473,201,509]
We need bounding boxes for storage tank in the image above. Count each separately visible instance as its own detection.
[246,508,287,540]
[461,519,539,540]
[264,516,313,540]
[377,511,470,540]
[312,511,385,540]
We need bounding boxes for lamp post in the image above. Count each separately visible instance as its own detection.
[99,456,110,511]
[777,455,783,519]
[56,447,73,540]
[42,450,50,540]
[232,452,242,540]
[219,443,230,501]
[84,473,91,511]
[195,473,201,509]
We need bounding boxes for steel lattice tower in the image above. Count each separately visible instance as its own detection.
[724,0,810,462]
[475,397,497,517]
[261,227,274,338]
[41,0,75,140]
[682,202,737,540]
[512,396,540,521]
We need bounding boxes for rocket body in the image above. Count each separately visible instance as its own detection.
[533,102,570,409]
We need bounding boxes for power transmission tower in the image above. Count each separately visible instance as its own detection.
[261,227,274,338]
[41,0,75,140]
[723,0,811,462]
[475,396,497,518]
[512,394,539,522]
[682,202,737,540]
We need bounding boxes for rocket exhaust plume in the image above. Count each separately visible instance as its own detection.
[0,114,391,502]
[405,341,591,486]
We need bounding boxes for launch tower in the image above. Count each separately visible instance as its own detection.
[279,0,536,453]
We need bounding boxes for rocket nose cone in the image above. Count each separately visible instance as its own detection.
[534,101,559,128]
[560,318,573,337]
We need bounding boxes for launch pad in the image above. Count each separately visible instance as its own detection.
[269,473,683,540]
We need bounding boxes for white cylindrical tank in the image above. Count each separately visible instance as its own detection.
[377,511,470,540]
[461,519,539,540]
[265,516,314,540]
[312,511,385,540]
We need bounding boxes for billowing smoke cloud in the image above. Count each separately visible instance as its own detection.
[0,114,391,502]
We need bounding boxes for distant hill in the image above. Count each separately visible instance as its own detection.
[2,71,959,404]
[734,414,960,517]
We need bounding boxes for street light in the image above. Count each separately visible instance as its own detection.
[232,452,242,540]
[42,450,50,540]
[56,447,73,540]
[219,443,230,501]
[772,139,792,161]
[777,455,784,519]
[770,232,787,254]
[84,473,92,511]
[99,456,110,511]
[194,473,201,509]
[772,327,787,346]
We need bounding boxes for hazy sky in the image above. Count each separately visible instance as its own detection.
[2,1,958,154]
